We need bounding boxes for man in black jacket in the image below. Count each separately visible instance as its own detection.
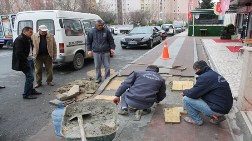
[12,27,41,99]
[182,60,233,125]
[87,19,115,83]
[113,65,166,115]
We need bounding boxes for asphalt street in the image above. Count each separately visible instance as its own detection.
[0,34,161,141]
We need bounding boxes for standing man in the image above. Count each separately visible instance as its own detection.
[32,25,57,88]
[12,27,41,99]
[182,60,233,125]
[113,65,166,115]
[87,19,115,83]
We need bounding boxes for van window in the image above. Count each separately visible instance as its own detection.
[18,20,33,35]
[63,19,83,36]
[37,19,55,35]
[82,20,92,33]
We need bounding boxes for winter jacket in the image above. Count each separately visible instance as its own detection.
[87,28,115,53]
[12,33,33,71]
[31,32,57,59]
[115,68,166,107]
[183,66,233,114]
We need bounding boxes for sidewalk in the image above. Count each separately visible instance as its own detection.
[202,38,252,141]
[29,33,242,141]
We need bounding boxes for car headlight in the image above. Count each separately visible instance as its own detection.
[141,38,149,42]
[121,38,126,42]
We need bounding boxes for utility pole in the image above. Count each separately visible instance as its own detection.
[117,0,123,24]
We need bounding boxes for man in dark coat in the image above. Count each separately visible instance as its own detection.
[182,60,233,125]
[12,27,41,99]
[113,65,166,115]
[87,19,115,83]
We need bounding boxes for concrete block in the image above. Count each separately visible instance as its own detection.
[66,85,80,98]
[56,93,68,101]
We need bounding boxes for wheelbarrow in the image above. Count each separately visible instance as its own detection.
[61,100,118,141]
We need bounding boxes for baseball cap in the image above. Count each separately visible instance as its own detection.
[38,25,48,32]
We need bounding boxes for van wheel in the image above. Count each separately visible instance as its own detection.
[72,52,84,70]
[6,41,13,48]
[0,45,3,49]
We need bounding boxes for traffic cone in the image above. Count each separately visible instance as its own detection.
[161,41,170,59]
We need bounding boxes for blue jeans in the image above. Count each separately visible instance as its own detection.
[121,92,152,110]
[183,96,223,124]
[22,60,34,97]
[93,52,110,81]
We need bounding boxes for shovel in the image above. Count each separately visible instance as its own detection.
[69,111,92,141]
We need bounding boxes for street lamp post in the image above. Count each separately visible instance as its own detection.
[192,14,199,36]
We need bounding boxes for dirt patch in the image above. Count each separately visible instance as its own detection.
[87,69,116,78]
[62,100,117,139]
[54,80,100,102]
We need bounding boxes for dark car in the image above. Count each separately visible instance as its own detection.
[151,26,167,40]
[120,26,162,49]
[161,24,175,35]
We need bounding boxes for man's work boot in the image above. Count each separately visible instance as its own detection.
[118,108,128,115]
[35,83,42,88]
[210,116,226,125]
[142,108,151,115]
[0,86,5,89]
[23,95,37,99]
[184,116,203,126]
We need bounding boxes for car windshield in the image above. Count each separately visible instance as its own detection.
[154,26,161,30]
[162,25,172,28]
[129,27,152,34]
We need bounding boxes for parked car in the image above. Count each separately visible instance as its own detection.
[151,26,167,40]
[161,24,175,35]
[174,25,183,33]
[120,26,162,49]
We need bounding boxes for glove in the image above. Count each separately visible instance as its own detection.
[113,97,120,105]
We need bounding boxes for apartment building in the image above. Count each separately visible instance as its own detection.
[99,0,198,23]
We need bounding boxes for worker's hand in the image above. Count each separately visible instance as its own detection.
[182,93,185,97]
[110,49,115,57]
[113,97,120,105]
[88,51,93,57]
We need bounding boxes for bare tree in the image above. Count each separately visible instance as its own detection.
[130,10,148,26]
[123,13,131,24]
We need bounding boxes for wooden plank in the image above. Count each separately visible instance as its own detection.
[95,73,118,95]
[164,107,180,123]
[172,81,183,90]
[105,80,123,90]
[94,95,115,101]
[182,81,194,90]
[172,81,194,90]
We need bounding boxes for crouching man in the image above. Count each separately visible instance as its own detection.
[113,65,166,115]
[182,60,233,125]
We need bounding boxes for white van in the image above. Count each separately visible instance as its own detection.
[13,10,102,70]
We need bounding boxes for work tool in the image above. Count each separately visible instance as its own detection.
[69,111,92,141]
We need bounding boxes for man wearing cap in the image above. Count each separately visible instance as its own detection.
[113,65,166,115]
[32,25,57,88]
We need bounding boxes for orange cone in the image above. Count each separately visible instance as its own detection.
[161,41,170,59]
